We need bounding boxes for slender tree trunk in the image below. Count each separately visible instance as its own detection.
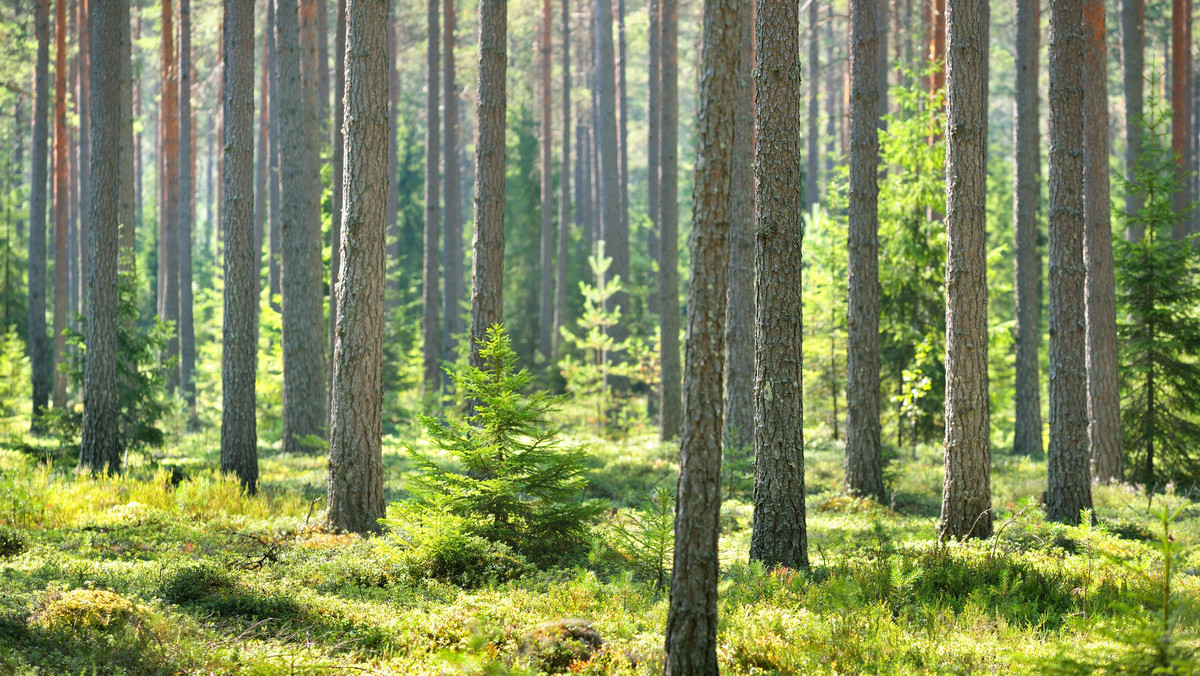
[824,2,836,183]
[1083,0,1121,483]
[328,0,388,535]
[647,0,660,315]
[330,0,346,402]
[423,0,442,394]
[940,0,992,540]
[878,0,888,123]
[658,0,681,439]
[386,12,398,301]
[278,0,329,454]
[76,0,89,316]
[616,0,629,252]
[53,0,68,409]
[267,0,281,311]
[1171,0,1192,236]
[1046,0,1093,524]
[160,0,180,392]
[79,0,123,474]
[748,0,807,570]
[443,0,462,361]
[314,0,330,142]
[178,0,196,411]
[222,0,258,493]
[468,0,507,368]
[594,0,627,347]
[1121,0,1144,240]
[664,0,736,669]
[538,0,554,360]
[805,0,818,211]
[255,25,269,303]
[552,0,571,360]
[931,0,945,93]
[119,0,135,262]
[723,0,754,452]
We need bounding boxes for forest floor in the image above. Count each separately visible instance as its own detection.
[1,424,1198,675]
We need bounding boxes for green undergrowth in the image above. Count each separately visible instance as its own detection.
[1,433,1198,674]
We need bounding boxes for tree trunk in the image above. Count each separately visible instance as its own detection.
[616,0,629,258]
[748,0,808,570]
[277,0,329,454]
[328,0,388,535]
[846,0,885,502]
[76,0,89,317]
[594,0,627,348]
[1012,0,1042,457]
[723,0,754,452]
[423,0,442,394]
[159,0,180,393]
[314,0,330,142]
[119,0,134,262]
[1083,0,1122,483]
[824,3,836,184]
[1121,0,1144,240]
[256,24,269,305]
[30,0,50,423]
[1046,0,1093,524]
[877,0,888,123]
[538,0,554,360]
[386,12,398,302]
[443,0,462,362]
[552,0,571,360]
[658,0,681,439]
[79,0,123,474]
[267,0,281,311]
[221,0,258,493]
[330,0,346,402]
[805,0,818,211]
[647,0,661,314]
[178,0,196,411]
[53,0,68,409]
[1170,0,1192,237]
[468,0,507,369]
[940,0,992,540]
[931,0,945,94]
[664,0,736,669]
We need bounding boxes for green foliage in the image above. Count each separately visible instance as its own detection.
[404,325,603,565]
[0,524,24,557]
[606,486,675,589]
[1116,86,1200,487]
[0,326,29,434]
[381,503,533,588]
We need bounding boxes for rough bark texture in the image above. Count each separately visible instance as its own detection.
[179,0,196,410]
[423,0,442,395]
[877,0,888,123]
[647,0,660,313]
[119,0,134,260]
[1121,0,1143,240]
[79,0,123,474]
[805,0,818,211]
[824,3,836,182]
[277,0,329,454]
[658,0,681,439]
[221,0,258,493]
[255,43,269,302]
[616,0,629,257]
[748,0,808,570]
[267,0,281,311]
[723,0,754,452]
[663,0,736,669]
[594,0,626,345]
[1046,0,1093,524]
[552,0,571,360]
[330,0,346,397]
[328,0,388,534]
[940,0,992,540]
[1082,0,1121,483]
[1012,0,1043,457]
[931,0,945,94]
[1170,0,1192,236]
[76,0,89,316]
[468,0,507,369]
[538,0,554,360]
[52,0,68,409]
[443,0,463,360]
[846,0,885,502]
[160,0,180,394]
[386,14,398,304]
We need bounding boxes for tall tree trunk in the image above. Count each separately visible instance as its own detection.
[723,0,754,452]
[878,0,888,123]
[1170,0,1192,237]
[79,0,123,474]
[267,0,281,311]
[824,2,836,183]
[314,0,330,142]
[940,0,992,540]
[1012,0,1042,457]
[423,0,442,394]
[160,0,180,393]
[468,0,507,369]
[178,0,196,411]
[76,0,89,316]
[330,0,346,402]
[1046,0,1093,524]
[594,0,627,347]
[647,0,660,315]
[616,0,629,253]
[538,0,554,360]
[1083,0,1122,483]
[805,0,818,211]
[748,0,807,570]
[277,0,329,454]
[221,0,258,493]
[443,0,462,361]
[552,0,571,360]
[53,0,68,409]
[1121,0,1144,240]
[119,0,135,262]
[931,0,945,94]
[328,0,388,535]
[658,0,681,439]
[663,0,736,669]
[255,25,269,304]
[386,12,398,302]
[846,0,885,501]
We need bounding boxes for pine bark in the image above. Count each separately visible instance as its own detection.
[267,0,281,311]
[538,0,553,360]
[723,0,754,452]
[256,21,270,303]
[328,0,388,535]
[940,0,992,540]
[846,0,885,501]
[1012,0,1043,456]
[423,0,442,394]
[1170,0,1192,237]
[663,0,736,668]
[552,0,571,360]
[748,0,807,570]
[76,0,89,316]
[330,0,346,399]
[468,0,507,369]
[277,0,329,454]
[52,0,68,409]
[1121,0,1144,240]
[443,0,463,360]
[594,0,627,345]
[1046,0,1093,524]
[1083,0,1121,483]
[221,0,258,493]
[79,0,123,474]
[805,0,819,211]
[658,0,681,439]
[119,0,134,260]
[647,0,661,313]
[178,0,196,409]
[159,0,180,392]
[616,0,629,253]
